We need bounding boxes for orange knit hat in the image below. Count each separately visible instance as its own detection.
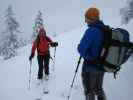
[85,7,100,21]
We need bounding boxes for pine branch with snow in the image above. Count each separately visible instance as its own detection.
[0,5,24,60]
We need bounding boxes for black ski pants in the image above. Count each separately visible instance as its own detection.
[37,53,50,79]
[82,63,106,100]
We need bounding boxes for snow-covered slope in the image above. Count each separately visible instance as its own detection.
[0,26,133,100]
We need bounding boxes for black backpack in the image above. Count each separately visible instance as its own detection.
[99,26,133,78]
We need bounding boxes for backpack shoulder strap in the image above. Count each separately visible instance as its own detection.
[101,25,113,47]
[111,39,133,48]
[98,25,113,63]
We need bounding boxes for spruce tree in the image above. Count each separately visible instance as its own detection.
[32,10,44,41]
[0,5,21,60]
[120,0,133,24]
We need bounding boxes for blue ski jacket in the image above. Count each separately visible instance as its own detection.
[78,20,105,72]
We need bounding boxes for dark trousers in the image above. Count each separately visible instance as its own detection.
[37,53,50,79]
[82,65,106,100]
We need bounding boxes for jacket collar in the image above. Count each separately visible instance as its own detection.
[88,20,105,29]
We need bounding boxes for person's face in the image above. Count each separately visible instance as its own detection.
[39,32,45,38]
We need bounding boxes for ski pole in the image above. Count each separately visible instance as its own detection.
[28,60,32,90]
[67,56,82,100]
[52,47,57,71]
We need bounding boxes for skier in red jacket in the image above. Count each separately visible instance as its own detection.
[29,27,58,80]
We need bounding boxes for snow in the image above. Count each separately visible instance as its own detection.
[0,0,133,100]
[0,25,133,100]
[0,27,84,100]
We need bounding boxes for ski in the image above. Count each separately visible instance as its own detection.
[42,77,49,94]
[43,90,49,94]
[35,98,42,100]
[34,79,44,100]
[34,75,50,100]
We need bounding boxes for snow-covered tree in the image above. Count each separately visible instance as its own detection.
[32,10,44,41]
[0,5,21,60]
[120,0,133,24]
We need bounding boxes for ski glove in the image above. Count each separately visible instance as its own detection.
[29,53,34,61]
[50,42,58,47]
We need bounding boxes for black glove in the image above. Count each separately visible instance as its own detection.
[29,53,34,61]
[50,42,58,47]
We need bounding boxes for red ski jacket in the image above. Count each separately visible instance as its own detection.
[31,35,53,55]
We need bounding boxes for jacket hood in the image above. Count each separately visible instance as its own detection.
[88,20,105,29]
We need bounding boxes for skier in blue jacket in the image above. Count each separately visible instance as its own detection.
[78,7,106,100]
